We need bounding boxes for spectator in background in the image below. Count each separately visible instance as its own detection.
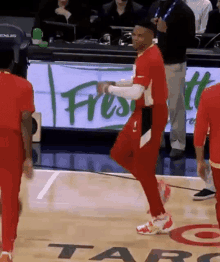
[92,0,147,39]
[184,0,213,34]
[33,0,91,42]
[148,0,196,159]
[205,0,220,33]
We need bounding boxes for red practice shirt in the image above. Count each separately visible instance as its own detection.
[133,44,168,109]
[194,83,220,168]
[0,72,35,134]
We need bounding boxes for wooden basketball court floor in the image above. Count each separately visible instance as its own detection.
[8,169,220,262]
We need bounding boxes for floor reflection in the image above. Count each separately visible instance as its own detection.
[33,142,207,178]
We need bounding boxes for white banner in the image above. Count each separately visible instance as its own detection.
[27,61,220,134]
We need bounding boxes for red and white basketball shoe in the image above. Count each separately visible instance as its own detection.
[136,212,174,235]
[147,180,171,214]
[0,251,13,262]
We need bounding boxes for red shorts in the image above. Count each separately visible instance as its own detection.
[0,128,25,175]
[111,104,168,180]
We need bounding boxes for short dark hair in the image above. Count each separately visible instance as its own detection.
[136,18,157,36]
[0,50,14,69]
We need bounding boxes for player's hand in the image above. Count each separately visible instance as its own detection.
[151,17,159,25]
[23,158,34,180]
[97,82,110,95]
[157,17,167,33]
[197,160,208,180]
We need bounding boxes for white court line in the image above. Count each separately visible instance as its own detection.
[37,171,60,200]
[35,169,201,180]
[34,169,58,173]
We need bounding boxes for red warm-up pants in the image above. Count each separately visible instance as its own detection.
[211,166,220,228]
[110,104,168,217]
[0,129,24,252]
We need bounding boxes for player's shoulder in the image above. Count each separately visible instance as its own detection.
[144,45,163,64]
[203,83,220,96]
[12,74,33,90]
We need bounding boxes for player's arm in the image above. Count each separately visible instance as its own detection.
[108,83,145,100]
[194,91,209,162]
[106,79,133,87]
[107,68,151,100]
[21,111,33,159]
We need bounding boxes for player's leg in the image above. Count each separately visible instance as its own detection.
[136,127,174,235]
[110,132,134,174]
[110,112,140,174]
[0,168,22,253]
[135,105,173,234]
[211,166,220,228]
[137,104,168,216]
[0,130,24,255]
[136,126,166,218]
[193,162,216,200]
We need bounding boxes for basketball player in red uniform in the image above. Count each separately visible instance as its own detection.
[0,25,35,262]
[97,19,174,234]
[194,83,220,229]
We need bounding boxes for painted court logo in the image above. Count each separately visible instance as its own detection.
[170,224,220,247]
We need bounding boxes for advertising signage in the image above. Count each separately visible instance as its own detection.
[27,61,220,134]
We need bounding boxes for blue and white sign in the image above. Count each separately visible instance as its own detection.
[27,61,220,134]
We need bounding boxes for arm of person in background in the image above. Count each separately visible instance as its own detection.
[205,11,215,33]
[68,0,91,25]
[197,2,213,34]
[194,90,209,180]
[147,0,160,21]
[55,7,72,21]
[205,14,211,33]
[163,11,196,49]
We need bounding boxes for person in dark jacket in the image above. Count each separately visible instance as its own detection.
[32,0,91,41]
[148,0,195,160]
[92,0,147,39]
[205,0,220,33]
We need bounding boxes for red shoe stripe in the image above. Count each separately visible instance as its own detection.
[163,217,173,230]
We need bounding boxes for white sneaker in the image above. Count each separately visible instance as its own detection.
[136,213,174,235]
[0,251,12,262]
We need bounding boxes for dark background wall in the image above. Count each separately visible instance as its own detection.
[0,0,156,17]
[0,0,217,17]
[90,0,156,10]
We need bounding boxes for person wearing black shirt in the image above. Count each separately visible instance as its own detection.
[206,0,220,33]
[32,0,91,41]
[92,0,147,39]
[148,0,195,159]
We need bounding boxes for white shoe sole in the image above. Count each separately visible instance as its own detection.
[193,194,215,201]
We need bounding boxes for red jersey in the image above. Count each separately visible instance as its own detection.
[133,44,168,109]
[194,83,220,168]
[0,72,35,134]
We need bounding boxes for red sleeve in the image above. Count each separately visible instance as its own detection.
[194,91,209,147]
[20,83,35,113]
[133,60,151,88]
